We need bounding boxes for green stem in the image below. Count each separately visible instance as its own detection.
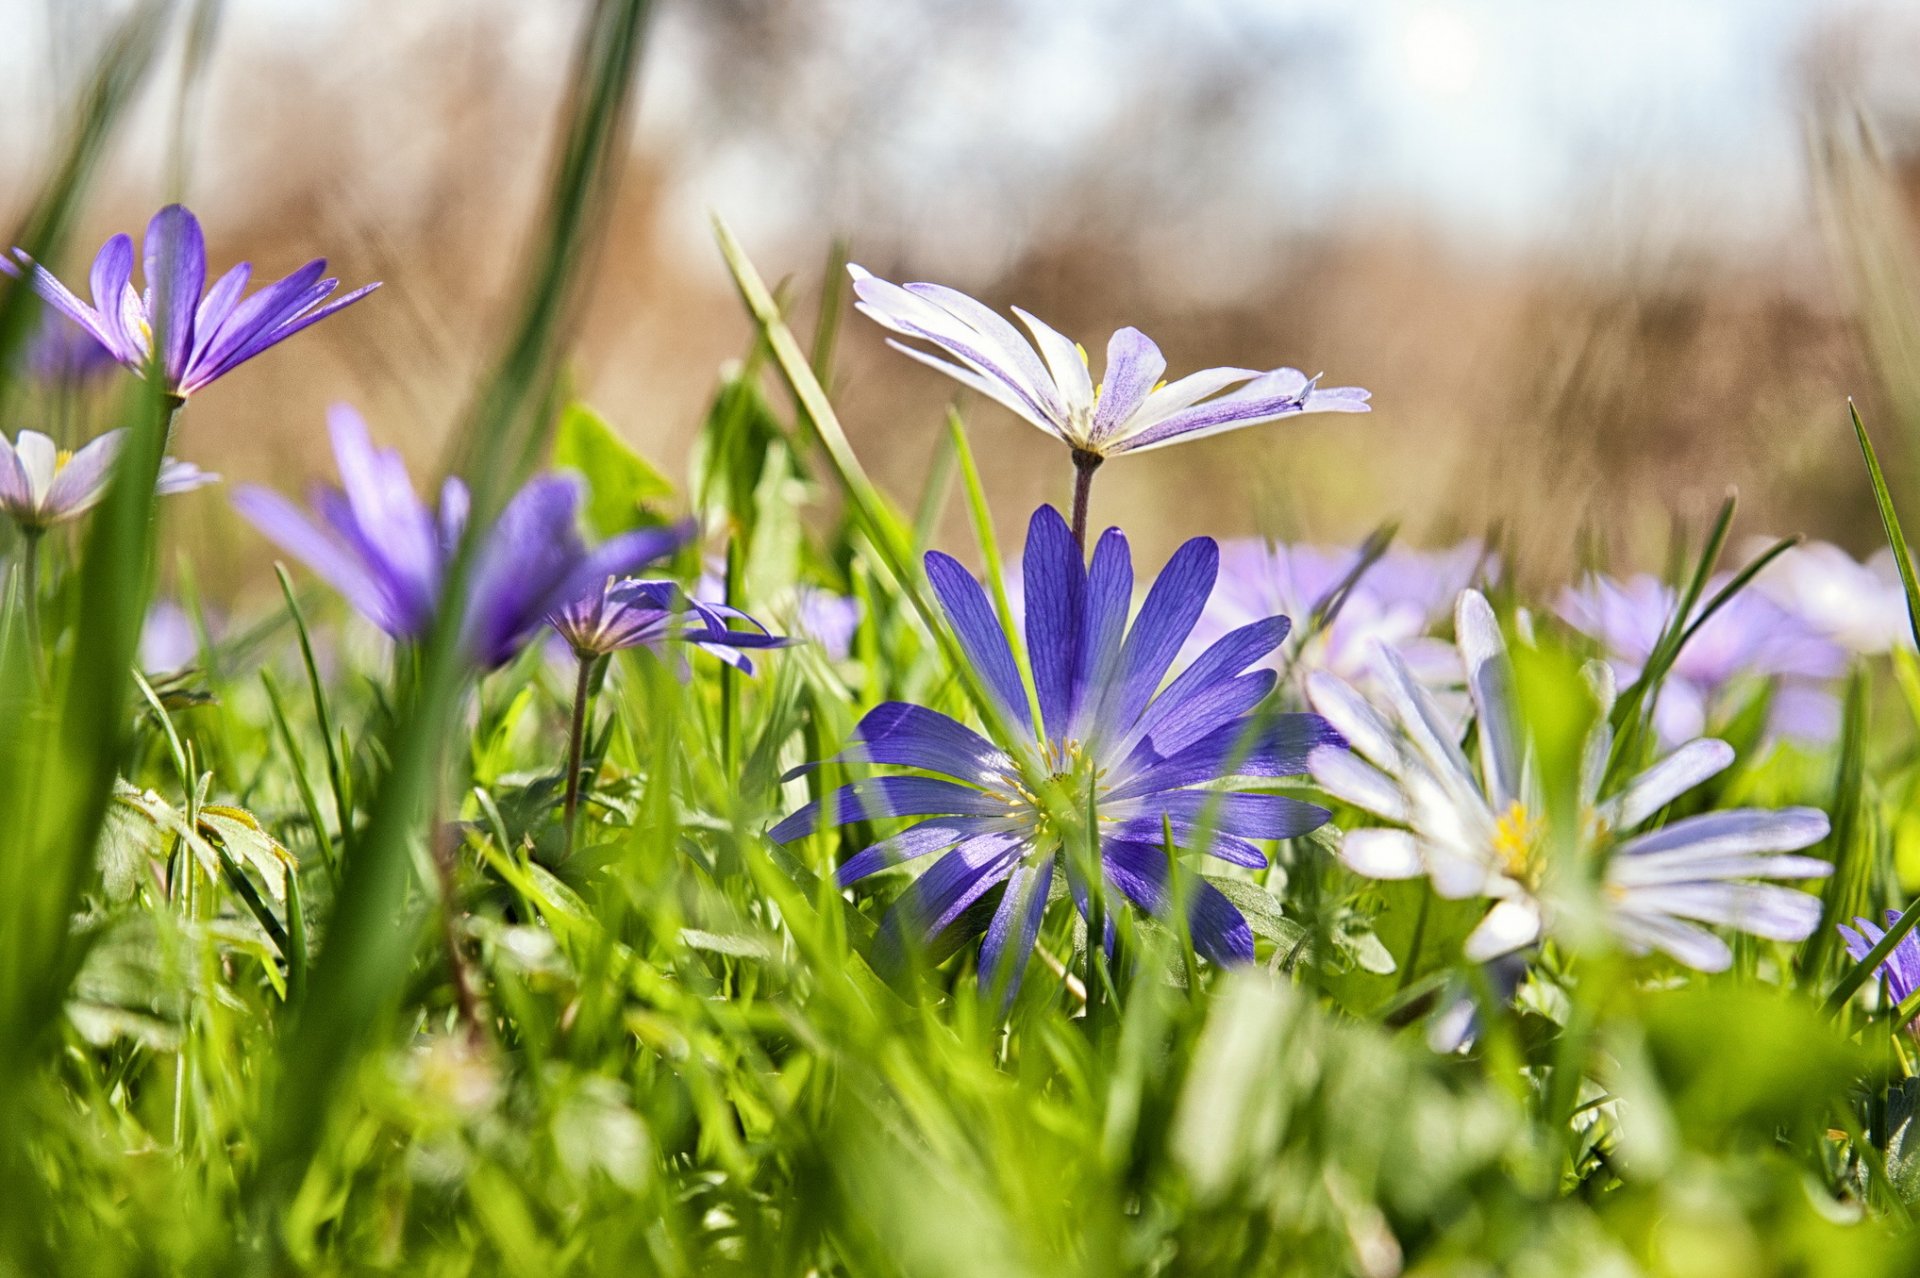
[562,652,598,855]
[20,530,43,678]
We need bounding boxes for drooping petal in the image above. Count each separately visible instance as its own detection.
[1463,898,1543,962]
[1337,828,1425,879]
[835,815,1009,884]
[875,832,1027,967]
[1305,670,1401,769]
[1114,368,1369,454]
[978,856,1056,1001]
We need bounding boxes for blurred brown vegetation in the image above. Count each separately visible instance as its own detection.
[6,0,1920,597]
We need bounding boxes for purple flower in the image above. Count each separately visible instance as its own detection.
[141,601,207,674]
[772,505,1344,990]
[793,587,863,662]
[848,266,1368,460]
[9,205,377,399]
[1839,911,1920,1006]
[1752,540,1912,657]
[1558,573,1847,745]
[233,405,688,670]
[552,577,791,671]
[0,428,215,532]
[18,310,119,385]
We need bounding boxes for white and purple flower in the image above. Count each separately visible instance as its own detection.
[847,265,1369,463]
[0,428,215,533]
[1309,589,1832,971]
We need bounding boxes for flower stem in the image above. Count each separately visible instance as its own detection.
[20,530,44,683]
[562,652,598,856]
[1068,449,1103,557]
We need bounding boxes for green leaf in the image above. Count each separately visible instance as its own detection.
[552,400,674,537]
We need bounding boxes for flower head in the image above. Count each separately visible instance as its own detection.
[772,505,1343,989]
[9,205,377,398]
[1558,572,1846,744]
[1838,912,1920,1006]
[0,428,215,533]
[234,405,687,669]
[1753,540,1912,657]
[1309,589,1832,971]
[848,265,1368,460]
[18,310,119,386]
[552,576,790,671]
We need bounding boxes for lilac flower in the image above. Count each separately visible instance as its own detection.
[848,265,1368,461]
[1752,540,1912,656]
[552,577,790,672]
[0,428,215,533]
[19,311,119,385]
[140,601,206,674]
[1558,573,1847,745]
[772,505,1344,987]
[233,405,686,670]
[1310,590,1832,971]
[793,587,863,662]
[1838,912,1920,1006]
[1184,539,1481,694]
[9,205,377,399]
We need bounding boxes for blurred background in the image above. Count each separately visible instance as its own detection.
[7,0,1920,590]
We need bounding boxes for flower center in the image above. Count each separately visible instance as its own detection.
[1492,800,1543,884]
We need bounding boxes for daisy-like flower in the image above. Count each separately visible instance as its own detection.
[848,265,1368,543]
[771,504,1344,988]
[1558,572,1846,745]
[233,405,687,670]
[9,205,377,399]
[1838,911,1920,1005]
[0,428,215,533]
[1308,589,1832,971]
[1184,538,1483,694]
[552,576,791,671]
[1752,540,1912,657]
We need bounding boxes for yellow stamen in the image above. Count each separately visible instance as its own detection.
[1492,800,1542,882]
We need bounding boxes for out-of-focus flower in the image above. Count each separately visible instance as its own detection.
[1186,539,1483,693]
[140,601,203,674]
[234,405,686,669]
[773,505,1343,989]
[1752,540,1912,656]
[1838,911,1920,1006]
[551,577,790,671]
[793,586,863,662]
[19,311,119,386]
[1310,590,1831,971]
[0,428,215,533]
[1557,573,1846,745]
[9,205,377,399]
[847,265,1368,461]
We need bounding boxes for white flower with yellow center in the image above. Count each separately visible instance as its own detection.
[1307,589,1831,971]
[0,429,215,533]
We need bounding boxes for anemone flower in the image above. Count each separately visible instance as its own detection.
[0,428,215,534]
[233,405,687,671]
[1838,911,1920,1008]
[1558,572,1847,745]
[1308,589,1831,971]
[848,265,1368,548]
[772,504,1344,997]
[18,310,119,386]
[9,205,377,400]
[1184,538,1482,698]
[1752,540,1912,657]
[551,575,790,842]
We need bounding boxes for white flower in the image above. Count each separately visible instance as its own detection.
[1307,589,1832,971]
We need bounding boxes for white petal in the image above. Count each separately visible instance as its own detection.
[1309,746,1408,822]
[1011,306,1094,430]
[1464,898,1542,961]
[1608,911,1732,972]
[1613,807,1831,860]
[1337,828,1425,879]
[14,431,59,507]
[1305,670,1400,768]
[1598,738,1734,831]
[1456,589,1523,809]
[1616,881,1823,942]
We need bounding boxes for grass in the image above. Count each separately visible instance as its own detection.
[6,3,1920,1275]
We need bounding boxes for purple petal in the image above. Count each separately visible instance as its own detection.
[925,549,1033,736]
[87,233,137,357]
[42,430,126,518]
[1100,839,1255,964]
[233,485,407,635]
[1112,711,1342,799]
[1023,505,1087,738]
[829,702,1011,783]
[875,833,1026,968]
[836,816,1007,885]
[1094,535,1218,740]
[978,856,1056,1002]
[768,777,1007,844]
[143,205,205,385]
